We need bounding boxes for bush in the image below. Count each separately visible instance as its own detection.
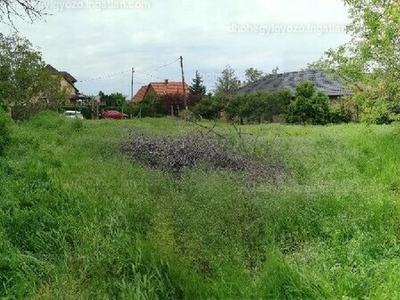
[0,108,11,156]
[353,92,396,124]
[330,105,352,124]
[11,103,48,121]
[193,95,225,119]
[225,90,292,124]
[224,94,247,122]
[80,106,93,119]
[286,81,331,125]
[27,110,66,129]
[133,94,165,117]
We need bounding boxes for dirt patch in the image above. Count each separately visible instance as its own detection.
[122,132,286,182]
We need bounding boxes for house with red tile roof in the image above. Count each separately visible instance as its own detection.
[132,85,148,102]
[131,80,189,102]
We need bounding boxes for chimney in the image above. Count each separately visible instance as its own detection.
[164,79,168,84]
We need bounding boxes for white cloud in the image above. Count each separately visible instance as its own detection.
[0,0,350,96]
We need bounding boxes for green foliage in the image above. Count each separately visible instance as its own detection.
[189,70,206,95]
[0,33,67,120]
[351,90,398,124]
[245,67,264,83]
[99,91,127,107]
[132,93,165,117]
[28,110,66,129]
[259,249,333,299]
[80,106,93,119]
[310,0,400,123]
[214,65,239,98]
[0,108,11,156]
[330,96,355,124]
[192,94,225,119]
[129,91,202,119]
[224,93,245,121]
[286,82,331,125]
[271,89,292,116]
[225,90,291,124]
[194,89,291,123]
[3,116,400,298]
[330,106,352,124]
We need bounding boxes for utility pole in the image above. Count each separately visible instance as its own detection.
[124,67,135,119]
[131,67,135,100]
[180,56,187,109]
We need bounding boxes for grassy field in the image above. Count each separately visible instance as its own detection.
[1,111,400,299]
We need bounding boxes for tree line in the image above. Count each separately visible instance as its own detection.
[2,0,400,124]
[0,32,351,125]
[129,71,351,125]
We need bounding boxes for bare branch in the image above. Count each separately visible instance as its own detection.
[190,119,225,138]
[0,0,47,28]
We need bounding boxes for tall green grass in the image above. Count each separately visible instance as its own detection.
[1,112,400,299]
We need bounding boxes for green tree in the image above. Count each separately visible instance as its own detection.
[134,93,164,117]
[240,93,269,123]
[0,33,67,120]
[225,94,246,122]
[310,0,400,123]
[286,82,330,125]
[189,70,206,95]
[214,65,239,98]
[245,68,264,83]
[225,90,291,124]
[193,94,225,119]
[267,90,292,121]
[225,93,269,124]
[99,91,126,107]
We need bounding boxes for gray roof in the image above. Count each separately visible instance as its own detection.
[237,69,353,97]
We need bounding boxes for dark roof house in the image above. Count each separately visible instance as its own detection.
[45,64,85,104]
[236,69,353,98]
[45,64,77,86]
[59,71,77,86]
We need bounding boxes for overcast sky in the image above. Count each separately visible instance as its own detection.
[1,0,351,98]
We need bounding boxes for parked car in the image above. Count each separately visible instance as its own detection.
[102,110,129,119]
[63,110,84,119]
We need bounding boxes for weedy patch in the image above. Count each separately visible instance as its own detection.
[122,132,286,182]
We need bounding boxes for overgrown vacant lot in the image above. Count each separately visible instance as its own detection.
[2,112,400,299]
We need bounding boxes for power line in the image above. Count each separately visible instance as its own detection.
[135,69,165,81]
[135,57,180,80]
[152,57,180,71]
[76,57,180,84]
[77,69,131,83]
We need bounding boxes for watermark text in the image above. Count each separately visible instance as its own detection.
[40,0,152,12]
[229,23,347,36]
